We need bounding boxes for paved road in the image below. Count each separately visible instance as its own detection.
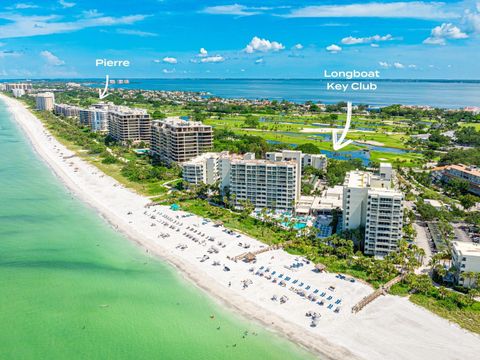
[414,222,432,273]
[453,223,472,243]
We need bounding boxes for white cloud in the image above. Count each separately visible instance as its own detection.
[198,48,208,57]
[370,43,379,47]
[463,8,480,34]
[200,55,225,63]
[58,0,76,8]
[293,43,303,50]
[82,9,103,18]
[202,4,262,16]
[40,50,65,66]
[162,68,175,74]
[255,58,264,64]
[379,61,390,68]
[341,34,394,45]
[393,62,405,69]
[244,36,285,53]
[408,64,417,68]
[116,29,157,37]
[284,2,459,19]
[423,23,468,45]
[8,3,39,9]
[0,13,149,39]
[162,57,177,64]
[326,44,342,53]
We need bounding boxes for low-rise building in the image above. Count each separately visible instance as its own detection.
[151,117,213,164]
[310,185,344,215]
[302,153,328,171]
[266,150,327,171]
[35,92,55,111]
[451,241,480,288]
[432,164,480,196]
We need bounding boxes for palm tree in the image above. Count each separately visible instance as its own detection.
[438,286,448,299]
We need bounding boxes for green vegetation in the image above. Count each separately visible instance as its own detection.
[19,97,180,197]
[391,274,480,334]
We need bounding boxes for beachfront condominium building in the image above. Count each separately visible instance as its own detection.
[182,151,300,211]
[54,103,82,118]
[6,83,33,92]
[342,163,404,257]
[108,106,151,144]
[79,103,111,132]
[12,89,25,98]
[150,117,213,164]
[228,156,299,211]
[182,152,222,185]
[35,92,55,111]
[432,164,480,196]
[451,241,480,288]
[266,150,328,172]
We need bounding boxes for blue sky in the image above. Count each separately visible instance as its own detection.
[0,0,479,79]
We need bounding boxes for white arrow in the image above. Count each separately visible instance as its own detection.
[98,75,110,99]
[332,101,353,151]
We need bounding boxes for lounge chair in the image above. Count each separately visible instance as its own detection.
[305,285,310,290]
[313,289,319,294]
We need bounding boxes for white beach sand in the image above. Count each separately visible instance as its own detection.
[3,94,479,360]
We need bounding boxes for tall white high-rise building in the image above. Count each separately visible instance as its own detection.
[79,103,111,132]
[12,89,25,98]
[342,163,403,257]
[182,151,300,211]
[35,92,55,111]
[229,157,299,211]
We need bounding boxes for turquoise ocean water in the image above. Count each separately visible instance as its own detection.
[0,100,312,359]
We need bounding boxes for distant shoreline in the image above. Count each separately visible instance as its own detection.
[2,78,480,83]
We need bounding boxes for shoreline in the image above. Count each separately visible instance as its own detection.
[2,94,479,360]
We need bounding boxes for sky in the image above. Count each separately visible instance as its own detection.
[0,0,479,79]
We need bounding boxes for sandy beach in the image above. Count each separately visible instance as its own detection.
[2,94,479,360]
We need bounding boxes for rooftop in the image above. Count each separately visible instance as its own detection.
[452,241,480,257]
[432,164,480,177]
[157,116,210,128]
